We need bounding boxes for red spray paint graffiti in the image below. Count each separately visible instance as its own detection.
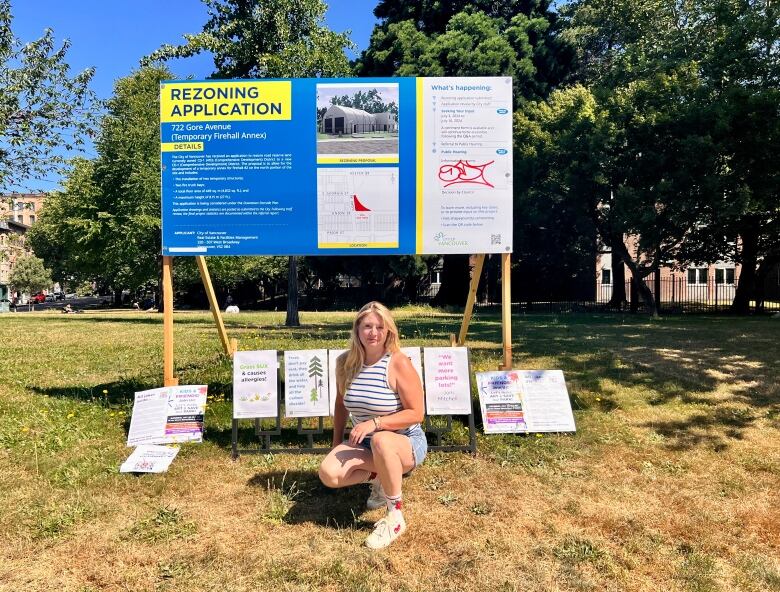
[437,160,495,188]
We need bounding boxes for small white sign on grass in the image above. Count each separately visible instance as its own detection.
[233,350,279,419]
[476,370,576,434]
[120,444,180,474]
[284,350,329,418]
[424,347,472,415]
[127,385,207,446]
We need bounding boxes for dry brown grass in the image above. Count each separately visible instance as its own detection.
[0,311,778,591]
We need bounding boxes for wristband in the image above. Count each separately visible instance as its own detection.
[372,416,381,431]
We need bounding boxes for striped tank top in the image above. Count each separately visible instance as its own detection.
[343,353,402,424]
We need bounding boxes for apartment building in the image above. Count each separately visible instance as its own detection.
[0,193,46,226]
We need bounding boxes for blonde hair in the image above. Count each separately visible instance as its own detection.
[337,301,401,394]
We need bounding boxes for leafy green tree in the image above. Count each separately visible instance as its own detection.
[563,0,780,313]
[9,253,51,310]
[0,0,96,191]
[328,88,398,114]
[513,91,597,306]
[144,0,353,78]
[26,158,101,286]
[30,66,169,303]
[357,1,575,306]
[146,0,354,324]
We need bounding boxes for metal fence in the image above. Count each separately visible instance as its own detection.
[474,275,780,314]
[595,276,780,314]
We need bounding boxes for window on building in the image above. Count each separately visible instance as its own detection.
[601,269,612,284]
[687,268,707,285]
[715,268,735,284]
[28,215,35,224]
[16,215,23,223]
[27,202,35,211]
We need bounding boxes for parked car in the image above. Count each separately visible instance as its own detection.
[53,291,65,301]
[65,293,77,299]
[45,293,55,302]
[31,292,46,304]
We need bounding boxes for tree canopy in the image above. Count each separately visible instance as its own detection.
[9,252,51,299]
[0,0,96,191]
[28,65,169,298]
[356,0,577,305]
[144,0,353,78]
[516,0,780,313]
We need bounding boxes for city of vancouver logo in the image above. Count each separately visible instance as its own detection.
[433,232,468,247]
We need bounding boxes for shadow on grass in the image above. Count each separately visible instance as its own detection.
[31,378,157,407]
[506,314,780,451]
[23,311,779,454]
[206,423,335,451]
[47,315,212,326]
[247,470,374,530]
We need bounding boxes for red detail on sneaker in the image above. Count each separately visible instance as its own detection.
[394,524,401,534]
[368,472,377,481]
[394,501,403,510]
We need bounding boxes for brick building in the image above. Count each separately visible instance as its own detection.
[0,193,46,307]
[0,193,46,226]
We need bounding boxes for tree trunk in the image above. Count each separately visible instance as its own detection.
[113,288,122,306]
[637,274,657,316]
[754,254,780,314]
[611,240,657,316]
[432,254,471,307]
[608,254,627,308]
[286,255,300,326]
[653,268,661,316]
[731,224,759,314]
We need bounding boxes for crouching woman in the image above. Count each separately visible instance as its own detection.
[318,301,427,549]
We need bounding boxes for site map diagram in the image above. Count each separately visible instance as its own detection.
[317,168,399,248]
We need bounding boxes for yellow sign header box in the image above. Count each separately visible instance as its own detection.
[160,81,292,123]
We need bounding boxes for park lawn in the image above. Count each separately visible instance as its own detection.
[0,309,778,592]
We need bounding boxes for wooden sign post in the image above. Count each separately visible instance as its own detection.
[162,253,512,384]
[162,256,178,387]
[456,253,512,370]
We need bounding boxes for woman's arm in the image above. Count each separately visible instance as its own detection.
[347,353,425,444]
[380,352,425,430]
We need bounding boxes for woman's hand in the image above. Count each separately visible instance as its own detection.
[348,419,376,445]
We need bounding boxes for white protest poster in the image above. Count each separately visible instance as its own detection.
[284,349,329,417]
[400,346,424,384]
[233,350,278,419]
[127,385,207,445]
[518,370,576,433]
[120,445,180,474]
[423,347,472,415]
[327,349,347,416]
[127,388,169,446]
[165,385,208,443]
[475,371,526,433]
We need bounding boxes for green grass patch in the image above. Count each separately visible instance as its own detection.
[0,310,777,591]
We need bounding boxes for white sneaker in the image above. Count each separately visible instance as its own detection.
[366,478,385,510]
[365,511,406,550]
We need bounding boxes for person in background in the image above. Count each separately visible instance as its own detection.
[318,301,427,549]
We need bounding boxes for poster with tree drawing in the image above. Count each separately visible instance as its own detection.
[284,349,329,417]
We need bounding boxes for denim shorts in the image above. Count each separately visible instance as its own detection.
[357,423,428,469]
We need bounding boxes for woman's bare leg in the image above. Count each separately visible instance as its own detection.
[318,443,377,488]
[369,431,415,497]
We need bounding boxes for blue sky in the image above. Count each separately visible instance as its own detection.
[10,0,379,190]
